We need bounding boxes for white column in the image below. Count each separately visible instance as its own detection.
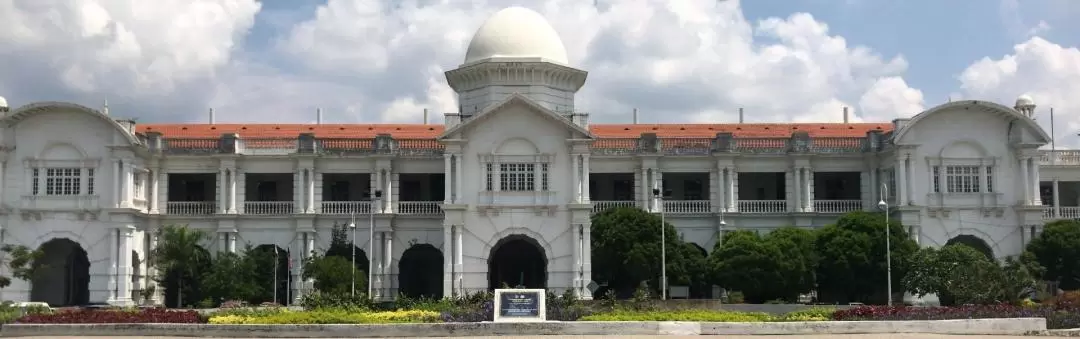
[493,162,502,193]
[792,168,802,212]
[713,167,723,212]
[726,168,736,212]
[804,168,813,211]
[307,168,316,213]
[383,231,393,298]
[904,159,913,205]
[118,226,133,305]
[228,232,237,253]
[297,169,306,212]
[454,155,463,203]
[582,155,591,202]
[638,167,647,208]
[1020,157,1030,205]
[384,169,394,213]
[897,159,908,206]
[228,169,238,213]
[572,155,581,203]
[371,230,382,299]
[1031,158,1042,205]
[107,228,118,302]
[454,225,464,295]
[443,155,452,204]
[113,160,122,207]
[443,225,453,297]
[218,169,227,212]
[581,224,593,300]
[572,223,582,296]
[534,159,542,193]
[1053,179,1061,218]
[148,169,159,213]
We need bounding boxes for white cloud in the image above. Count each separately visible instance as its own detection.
[0,0,260,97]
[0,0,932,125]
[958,37,1080,147]
[278,0,925,124]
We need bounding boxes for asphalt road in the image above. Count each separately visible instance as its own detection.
[6,336,1074,339]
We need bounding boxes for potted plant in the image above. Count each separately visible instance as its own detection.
[139,285,157,306]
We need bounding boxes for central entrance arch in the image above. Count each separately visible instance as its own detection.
[398,244,444,299]
[487,235,547,290]
[945,234,994,260]
[31,238,91,307]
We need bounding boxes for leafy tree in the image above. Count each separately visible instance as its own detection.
[709,230,787,303]
[1026,219,1080,290]
[325,223,369,277]
[998,253,1043,304]
[0,244,44,289]
[303,254,365,295]
[200,247,265,304]
[764,226,818,300]
[150,224,211,307]
[591,207,695,297]
[815,211,918,304]
[904,244,1003,305]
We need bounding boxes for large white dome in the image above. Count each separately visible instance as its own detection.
[463,7,569,65]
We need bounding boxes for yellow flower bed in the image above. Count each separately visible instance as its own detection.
[208,309,440,324]
[580,310,774,322]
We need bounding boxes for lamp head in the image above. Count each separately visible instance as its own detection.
[877,200,887,210]
[719,219,727,226]
[348,222,356,228]
[652,188,660,196]
[372,190,383,199]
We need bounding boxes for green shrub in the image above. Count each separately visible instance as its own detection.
[299,292,373,310]
[776,307,835,321]
[208,309,440,324]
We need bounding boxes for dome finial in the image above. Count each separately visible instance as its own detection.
[1015,94,1036,117]
[0,95,8,113]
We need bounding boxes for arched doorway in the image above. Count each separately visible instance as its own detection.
[686,243,710,299]
[31,238,91,307]
[488,235,547,290]
[945,235,994,260]
[398,244,443,299]
[251,245,290,305]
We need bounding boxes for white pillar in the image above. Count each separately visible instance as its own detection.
[383,231,393,298]
[228,232,237,253]
[572,155,581,202]
[307,168,316,213]
[454,155,463,204]
[804,168,813,211]
[148,169,159,213]
[726,168,736,212]
[582,155,591,202]
[897,159,908,206]
[384,169,394,213]
[581,224,593,300]
[534,159,542,193]
[107,228,118,302]
[296,169,306,213]
[454,224,464,295]
[113,160,121,207]
[1053,179,1061,218]
[1031,158,1042,205]
[218,168,227,212]
[1020,157,1030,205]
[713,167,724,212]
[443,155,452,204]
[443,225,453,297]
[638,167,648,208]
[371,229,382,299]
[572,223,582,296]
[228,169,238,213]
[792,168,802,212]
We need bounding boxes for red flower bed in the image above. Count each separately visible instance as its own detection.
[832,304,1080,329]
[17,308,203,324]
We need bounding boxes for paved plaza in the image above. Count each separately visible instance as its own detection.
[8,335,1075,339]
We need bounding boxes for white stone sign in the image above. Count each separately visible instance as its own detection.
[493,288,546,322]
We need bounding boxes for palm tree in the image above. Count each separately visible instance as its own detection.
[149,225,209,307]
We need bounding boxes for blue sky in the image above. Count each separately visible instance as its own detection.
[1,0,1078,143]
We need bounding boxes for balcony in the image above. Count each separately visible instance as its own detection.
[813,200,863,213]
[738,200,787,213]
[166,201,216,215]
[592,200,636,214]
[662,200,712,214]
[397,201,443,215]
[245,201,294,215]
[1044,206,1080,220]
[1040,150,1080,166]
[320,201,373,215]
[590,133,878,156]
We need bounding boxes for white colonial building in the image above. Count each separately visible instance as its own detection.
[0,7,1075,307]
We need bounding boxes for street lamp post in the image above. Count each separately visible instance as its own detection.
[878,183,893,306]
[653,188,667,300]
[349,211,357,296]
[369,190,383,299]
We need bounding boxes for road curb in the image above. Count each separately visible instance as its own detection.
[0,318,1047,337]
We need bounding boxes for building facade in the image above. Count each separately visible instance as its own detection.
[0,7,1074,306]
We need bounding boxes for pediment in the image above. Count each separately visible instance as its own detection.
[438,94,593,140]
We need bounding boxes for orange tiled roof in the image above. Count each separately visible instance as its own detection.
[137,122,892,139]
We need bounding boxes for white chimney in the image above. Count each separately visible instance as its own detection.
[316,108,323,124]
[423,108,429,124]
[209,108,215,124]
[843,107,849,123]
[738,108,744,123]
[632,108,639,124]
